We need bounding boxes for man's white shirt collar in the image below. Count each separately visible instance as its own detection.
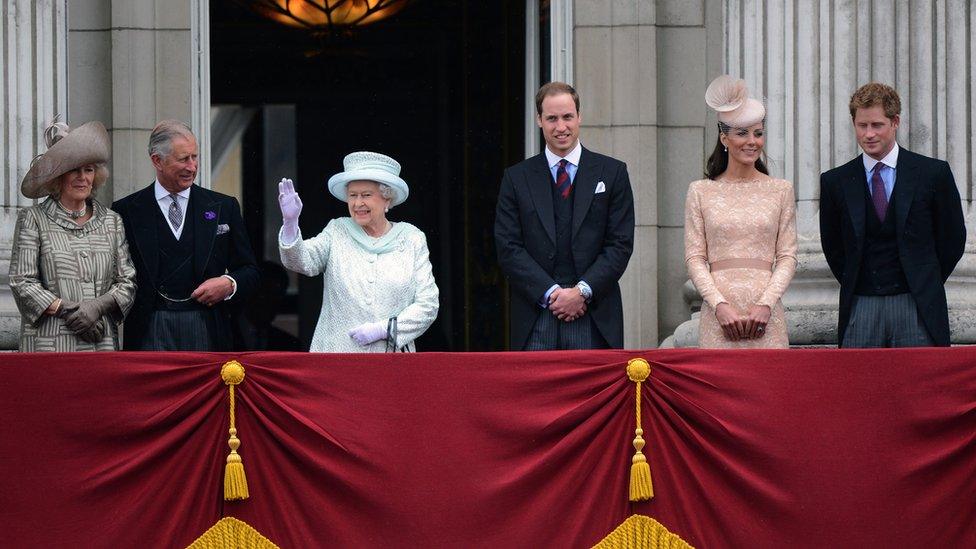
[154,180,191,201]
[545,140,582,168]
[863,142,900,172]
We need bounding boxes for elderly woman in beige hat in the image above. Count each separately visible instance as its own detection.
[277,151,439,352]
[684,75,797,348]
[8,120,137,351]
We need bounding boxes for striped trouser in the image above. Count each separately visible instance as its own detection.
[841,293,934,348]
[138,309,218,351]
[523,309,609,351]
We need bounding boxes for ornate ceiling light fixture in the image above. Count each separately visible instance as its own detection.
[249,0,411,31]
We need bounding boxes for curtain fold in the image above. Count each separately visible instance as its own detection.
[1,349,974,548]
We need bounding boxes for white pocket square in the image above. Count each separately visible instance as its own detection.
[595,181,606,194]
[216,223,230,235]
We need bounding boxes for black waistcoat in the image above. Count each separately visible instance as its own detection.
[855,184,909,295]
[155,207,198,302]
[552,179,577,286]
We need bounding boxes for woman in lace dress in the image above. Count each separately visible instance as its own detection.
[277,151,439,352]
[684,75,797,348]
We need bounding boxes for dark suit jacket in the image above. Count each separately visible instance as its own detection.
[112,183,259,350]
[819,148,966,346]
[494,147,635,350]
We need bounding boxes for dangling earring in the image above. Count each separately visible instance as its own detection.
[724,146,728,152]
[385,207,389,213]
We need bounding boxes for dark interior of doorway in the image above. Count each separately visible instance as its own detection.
[210,1,525,350]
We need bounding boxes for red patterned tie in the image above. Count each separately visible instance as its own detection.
[554,159,571,199]
[871,163,888,222]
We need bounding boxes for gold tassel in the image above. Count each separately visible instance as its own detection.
[626,358,653,502]
[221,360,249,501]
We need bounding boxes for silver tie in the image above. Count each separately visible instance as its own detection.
[167,193,182,232]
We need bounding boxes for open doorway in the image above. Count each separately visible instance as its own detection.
[210,1,526,350]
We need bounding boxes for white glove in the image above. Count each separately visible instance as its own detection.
[278,178,303,243]
[348,321,387,346]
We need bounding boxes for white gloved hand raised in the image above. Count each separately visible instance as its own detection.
[278,178,303,243]
[348,321,388,346]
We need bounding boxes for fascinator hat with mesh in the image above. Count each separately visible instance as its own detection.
[704,75,766,130]
[21,119,110,199]
[327,151,409,206]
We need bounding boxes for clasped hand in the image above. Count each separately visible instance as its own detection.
[57,300,105,344]
[715,303,771,341]
[549,287,587,322]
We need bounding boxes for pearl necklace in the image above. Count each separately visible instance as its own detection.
[57,200,87,219]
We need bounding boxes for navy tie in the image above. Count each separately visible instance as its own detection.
[554,159,571,199]
[871,163,888,222]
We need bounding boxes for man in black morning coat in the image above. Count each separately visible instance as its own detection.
[820,83,965,347]
[495,82,635,350]
[113,120,258,351]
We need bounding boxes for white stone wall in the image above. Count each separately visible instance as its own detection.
[721,0,976,344]
[573,0,726,347]
[0,0,67,348]
[69,0,196,199]
[574,0,660,347]
[0,0,200,348]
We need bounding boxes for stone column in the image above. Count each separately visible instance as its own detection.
[0,0,68,348]
[105,0,202,199]
[0,0,207,348]
[673,0,976,345]
[573,0,659,347]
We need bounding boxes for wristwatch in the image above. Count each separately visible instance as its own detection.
[576,282,592,301]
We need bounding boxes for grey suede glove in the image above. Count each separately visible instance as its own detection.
[76,321,105,344]
[63,294,117,334]
[56,300,79,318]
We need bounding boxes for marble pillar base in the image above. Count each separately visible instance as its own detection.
[0,207,22,349]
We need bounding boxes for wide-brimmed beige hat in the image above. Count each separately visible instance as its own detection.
[20,120,110,199]
[327,151,409,206]
[705,75,766,129]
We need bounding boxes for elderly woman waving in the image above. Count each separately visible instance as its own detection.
[278,151,439,352]
[9,120,136,351]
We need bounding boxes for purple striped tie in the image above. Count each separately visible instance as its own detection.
[871,163,888,222]
[554,159,571,199]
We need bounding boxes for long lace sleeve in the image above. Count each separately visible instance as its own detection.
[392,231,439,348]
[279,220,334,277]
[757,182,798,307]
[684,182,728,309]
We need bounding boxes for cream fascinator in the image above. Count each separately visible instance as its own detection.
[704,75,766,129]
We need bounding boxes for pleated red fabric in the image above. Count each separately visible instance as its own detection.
[1,349,974,548]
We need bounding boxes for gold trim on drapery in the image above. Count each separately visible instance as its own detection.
[186,517,279,549]
[591,514,694,549]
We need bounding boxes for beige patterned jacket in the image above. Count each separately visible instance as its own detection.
[9,198,137,351]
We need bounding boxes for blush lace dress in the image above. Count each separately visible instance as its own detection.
[684,177,798,348]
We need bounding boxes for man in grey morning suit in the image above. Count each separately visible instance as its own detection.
[494,82,635,350]
[819,83,966,347]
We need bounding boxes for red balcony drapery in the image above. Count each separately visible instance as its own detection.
[1,348,974,548]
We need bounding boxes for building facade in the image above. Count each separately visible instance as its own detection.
[2,0,974,349]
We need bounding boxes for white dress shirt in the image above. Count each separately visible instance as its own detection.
[861,142,899,201]
[154,180,190,239]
